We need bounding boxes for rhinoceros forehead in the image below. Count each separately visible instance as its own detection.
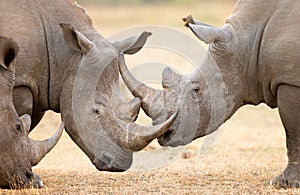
[80,39,118,76]
[96,38,119,59]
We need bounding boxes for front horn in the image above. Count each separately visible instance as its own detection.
[27,119,64,166]
[115,110,177,151]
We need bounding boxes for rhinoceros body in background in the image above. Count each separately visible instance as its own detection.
[119,0,300,188]
[0,37,63,188]
[0,0,176,178]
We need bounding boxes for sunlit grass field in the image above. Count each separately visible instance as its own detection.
[2,1,300,194]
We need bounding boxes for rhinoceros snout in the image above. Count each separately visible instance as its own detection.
[92,156,127,172]
[9,168,34,189]
[96,163,126,172]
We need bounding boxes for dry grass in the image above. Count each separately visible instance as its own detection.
[2,106,299,194]
[2,2,300,194]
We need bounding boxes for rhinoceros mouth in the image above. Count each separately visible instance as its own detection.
[158,129,175,146]
[92,156,128,172]
[5,168,34,189]
[153,111,179,147]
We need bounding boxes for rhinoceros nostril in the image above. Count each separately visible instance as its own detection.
[25,169,33,181]
[158,129,175,146]
[92,107,99,114]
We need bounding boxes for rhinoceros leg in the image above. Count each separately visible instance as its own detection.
[13,86,45,130]
[270,84,300,188]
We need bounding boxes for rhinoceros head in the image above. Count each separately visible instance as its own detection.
[59,24,177,171]
[119,16,240,147]
[0,37,64,188]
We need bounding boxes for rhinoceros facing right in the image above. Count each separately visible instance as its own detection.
[119,0,300,188]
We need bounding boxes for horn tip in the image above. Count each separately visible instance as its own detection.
[143,31,152,37]
[183,15,194,27]
[170,111,178,120]
[163,111,178,128]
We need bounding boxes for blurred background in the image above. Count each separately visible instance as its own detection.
[77,0,237,5]
[76,0,237,36]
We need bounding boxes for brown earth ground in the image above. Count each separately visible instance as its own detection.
[2,1,300,194]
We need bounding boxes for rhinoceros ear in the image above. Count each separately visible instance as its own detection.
[0,37,19,72]
[183,15,213,28]
[187,20,229,44]
[114,32,152,55]
[60,23,95,54]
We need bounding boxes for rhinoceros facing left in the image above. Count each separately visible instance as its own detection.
[119,0,300,188]
[0,37,64,188]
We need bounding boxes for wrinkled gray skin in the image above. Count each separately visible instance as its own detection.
[0,0,176,175]
[0,37,64,188]
[119,0,300,189]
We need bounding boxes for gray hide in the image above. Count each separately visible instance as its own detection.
[119,0,300,188]
[0,0,176,174]
[0,37,63,189]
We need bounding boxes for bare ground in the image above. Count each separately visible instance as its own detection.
[2,105,298,194]
[2,2,300,194]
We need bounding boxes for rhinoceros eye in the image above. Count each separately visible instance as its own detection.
[92,107,99,114]
[191,81,204,95]
[14,123,22,136]
[193,87,200,94]
[16,124,21,132]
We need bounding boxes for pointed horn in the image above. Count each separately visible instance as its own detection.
[29,122,65,166]
[116,98,141,122]
[116,111,177,151]
[118,54,161,117]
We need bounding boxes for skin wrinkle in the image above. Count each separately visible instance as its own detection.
[193,52,233,132]
[227,0,280,107]
[51,30,102,111]
[31,0,97,112]
[36,7,52,111]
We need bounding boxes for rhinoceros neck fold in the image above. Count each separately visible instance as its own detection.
[36,1,104,112]
[226,0,279,106]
